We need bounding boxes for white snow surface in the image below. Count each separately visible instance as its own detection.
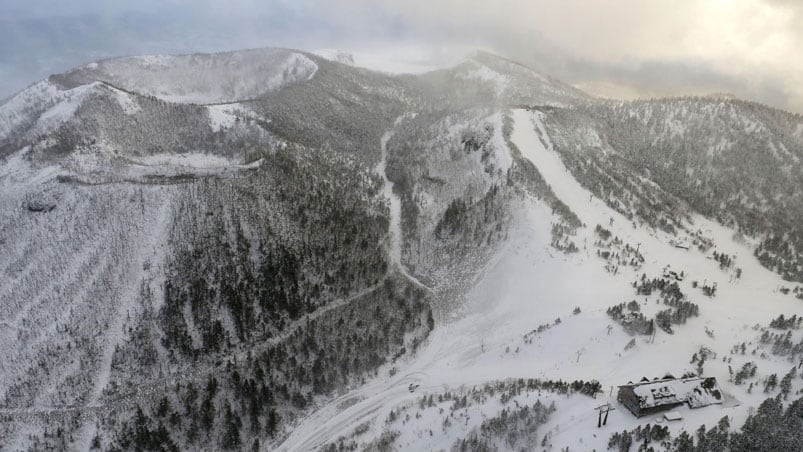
[313,47,458,75]
[109,86,141,115]
[0,168,178,450]
[0,80,59,139]
[378,130,403,268]
[277,109,803,451]
[455,60,510,95]
[80,49,317,104]
[35,84,95,128]
[72,194,174,451]
[377,116,431,291]
[130,152,241,169]
[206,104,240,132]
[0,81,101,142]
[628,377,723,410]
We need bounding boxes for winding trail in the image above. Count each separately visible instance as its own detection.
[376,120,432,293]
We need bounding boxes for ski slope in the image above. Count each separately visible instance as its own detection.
[277,109,803,451]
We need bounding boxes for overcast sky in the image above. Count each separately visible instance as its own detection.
[2,0,801,113]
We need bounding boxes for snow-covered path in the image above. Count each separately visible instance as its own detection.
[377,129,403,271]
[377,120,431,292]
[278,109,803,451]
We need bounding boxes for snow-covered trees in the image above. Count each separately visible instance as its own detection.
[730,395,803,451]
[543,98,803,283]
[769,314,802,330]
[607,303,655,336]
[606,395,803,451]
[451,399,555,451]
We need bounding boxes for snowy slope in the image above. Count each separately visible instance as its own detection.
[276,109,803,451]
[0,178,177,449]
[0,80,61,141]
[0,80,101,147]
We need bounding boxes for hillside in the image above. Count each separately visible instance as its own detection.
[543,99,803,282]
[0,47,802,451]
[279,108,803,451]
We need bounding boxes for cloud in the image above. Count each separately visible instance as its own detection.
[329,0,803,112]
[0,0,801,113]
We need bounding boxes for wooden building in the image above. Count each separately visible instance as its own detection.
[617,375,723,418]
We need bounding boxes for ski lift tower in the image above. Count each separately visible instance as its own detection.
[595,403,615,428]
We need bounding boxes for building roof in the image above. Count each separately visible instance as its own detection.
[619,376,723,410]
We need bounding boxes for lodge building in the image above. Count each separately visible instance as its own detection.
[617,374,723,417]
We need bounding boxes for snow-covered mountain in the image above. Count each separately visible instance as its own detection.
[58,48,318,104]
[0,47,802,451]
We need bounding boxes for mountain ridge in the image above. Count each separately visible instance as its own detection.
[1,45,802,451]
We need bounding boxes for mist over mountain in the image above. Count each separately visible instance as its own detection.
[3,0,803,114]
[0,44,802,452]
